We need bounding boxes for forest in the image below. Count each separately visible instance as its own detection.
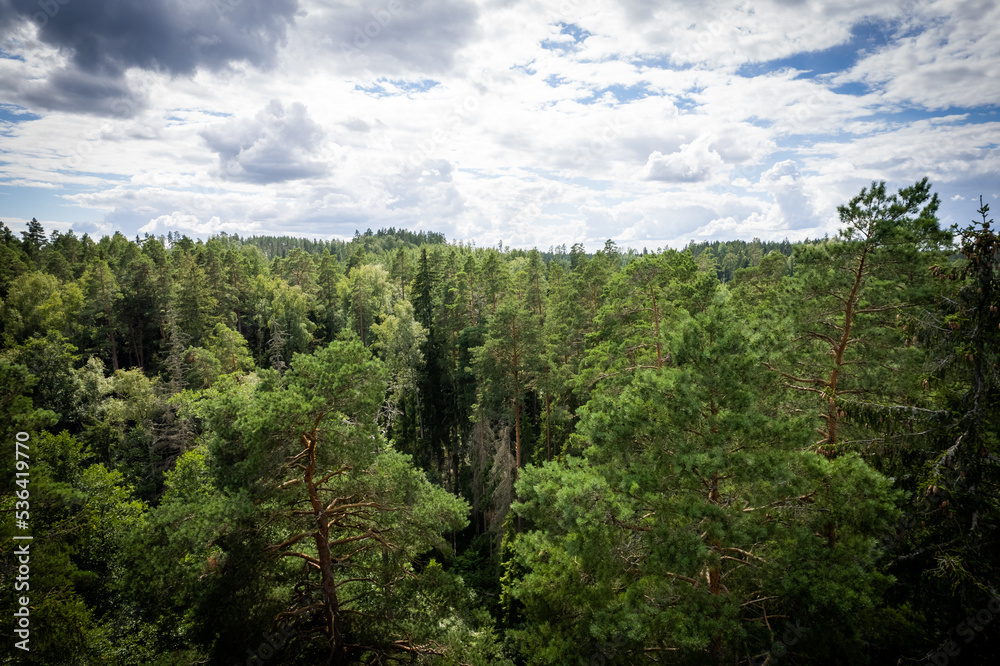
[1,178,998,665]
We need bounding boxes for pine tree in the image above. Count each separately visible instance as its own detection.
[150,311,194,474]
[195,340,470,664]
[871,197,1000,663]
[21,217,46,259]
[582,250,714,395]
[388,246,413,299]
[509,293,901,663]
[80,259,123,371]
[314,248,344,342]
[471,291,542,532]
[772,179,948,452]
[172,251,219,346]
[344,263,389,347]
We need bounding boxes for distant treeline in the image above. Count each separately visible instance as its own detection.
[239,226,448,260]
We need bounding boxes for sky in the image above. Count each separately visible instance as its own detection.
[0,0,998,251]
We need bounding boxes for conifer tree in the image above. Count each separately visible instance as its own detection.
[471,291,542,532]
[509,293,901,663]
[21,217,46,259]
[772,179,948,452]
[195,340,470,664]
[314,248,344,342]
[81,259,123,371]
[172,251,219,346]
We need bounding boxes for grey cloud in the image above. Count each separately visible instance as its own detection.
[385,157,465,215]
[16,67,141,116]
[0,0,298,114]
[0,0,298,75]
[200,99,329,184]
[323,0,480,76]
[342,117,372,133]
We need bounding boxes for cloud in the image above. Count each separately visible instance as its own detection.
[0,0,299,114]
[0,0,299,75]
[565,0,906,69]
[312,0,481,76]
[200,100,329,184]
[138,212,257,236]
[642,135,725,182]
[16,67,141,116]
[755,159,817,230]
[832,0,1000,110]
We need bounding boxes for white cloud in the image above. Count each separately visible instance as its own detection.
[200,100,331,184]
[138,213,258,237]
[755,159,819,231]
[642,135,726,183]
[836,0,1000,110]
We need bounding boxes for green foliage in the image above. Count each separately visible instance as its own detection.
[314,248,344,341]
[775,179,949,450]
[582,249,715,396]
[80,259,124,370]
[0,359,58,433]
[344,262,391,346]
[371,299,427,416]
[1,271,82,343]
[4,191,993,663]
[863,197,1000,663]
[182,339,486,661]
[182,323,255,388]
[172,251,219,346]
[509,295,901,664]
[4,331,83,429]
[0,431,147,665]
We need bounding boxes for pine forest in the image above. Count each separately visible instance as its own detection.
[2,179,999,665]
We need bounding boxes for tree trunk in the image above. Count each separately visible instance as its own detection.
[515,398,522,532]
[106,307,119,371]
[824,247,868,447]
[129,320,143,369]
[545,382,551,462]
[302,430,345,665]
[514,399,522,474]
[650,283,662,369]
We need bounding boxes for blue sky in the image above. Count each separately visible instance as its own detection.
[0,0,998,249]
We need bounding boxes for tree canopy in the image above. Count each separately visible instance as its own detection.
[2,184,997,664]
